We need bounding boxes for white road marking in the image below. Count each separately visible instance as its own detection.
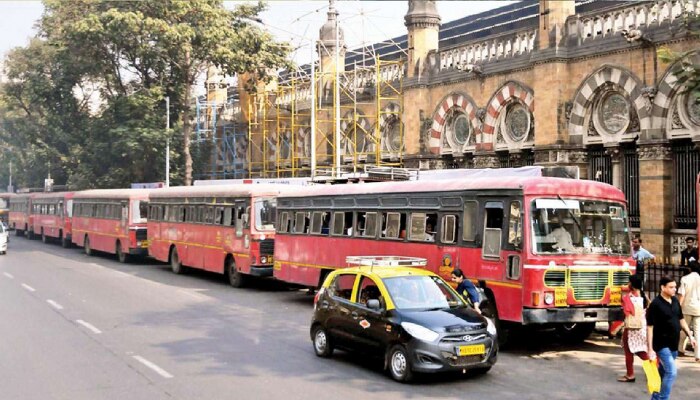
[76,319,102,334]
[46,300,64,310]
[132,355,174,379]
[21,283,36,292]
[3,272,14,279]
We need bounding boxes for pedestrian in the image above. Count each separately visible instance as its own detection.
[678,261,700,361]
[618,274,649,382]
[680,236,698,267]
[450,268,481,314]
[646,276,697,400]
[632,236,655,282]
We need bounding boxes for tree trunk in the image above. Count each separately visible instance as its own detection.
[181,50,193,186]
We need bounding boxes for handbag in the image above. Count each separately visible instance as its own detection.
[642,359,661,394]
[624,300,644,330]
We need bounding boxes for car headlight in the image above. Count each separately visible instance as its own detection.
[486,318,497,336]
[400,322,439,343]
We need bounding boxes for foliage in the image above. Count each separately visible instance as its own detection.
[0,0,290,190]
[657,11,700,104]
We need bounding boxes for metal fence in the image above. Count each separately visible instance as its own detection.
[641,262,690,300]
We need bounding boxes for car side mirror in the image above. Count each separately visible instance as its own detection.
[367,299,381,310]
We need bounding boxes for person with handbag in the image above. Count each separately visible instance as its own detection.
[618,275,650,382]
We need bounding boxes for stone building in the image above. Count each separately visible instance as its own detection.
[202,0,700,260]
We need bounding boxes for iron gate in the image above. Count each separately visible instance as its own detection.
[672,140,699,230]
[622,146,640,228]
[588,147,612,184]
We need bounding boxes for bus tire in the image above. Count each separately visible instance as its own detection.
[116,241,129,263]
[60,232,70,248]
[84,236,92,256]
[387,344,413,382]
[26,226,34,240]
[556,322,595,343]
[227,257,246,288]
[481,293,509,348]
[15,228,22,237]
[41,229,47,243]
[170,247,185,275]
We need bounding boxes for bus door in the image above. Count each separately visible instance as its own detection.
[480,200,507,282]
[120,201,129,237]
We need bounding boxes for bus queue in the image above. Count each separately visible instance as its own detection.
[4,175,636,343]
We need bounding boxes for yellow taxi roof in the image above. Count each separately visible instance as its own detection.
[338,266,436,279]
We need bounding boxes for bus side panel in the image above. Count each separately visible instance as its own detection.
[147,222,170,262]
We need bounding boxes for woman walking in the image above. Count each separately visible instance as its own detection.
[618,274,650,382]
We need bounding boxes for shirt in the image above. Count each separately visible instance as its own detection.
[678,272,700,316]
[456,280,480,307]
[680,247,698,266]
[646,295,684,352]
[632,247,654,263]
[547,227,574,252]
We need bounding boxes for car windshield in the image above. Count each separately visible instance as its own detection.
[531,198,631,255]
[383,275,465,310]
[254,197,277,231]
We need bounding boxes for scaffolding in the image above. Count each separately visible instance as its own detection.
[243,55,404,179]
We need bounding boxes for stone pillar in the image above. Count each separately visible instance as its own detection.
[404,0,440,78]
[606,146,622,190]
[538,0,575,50]
[637,142,673,259]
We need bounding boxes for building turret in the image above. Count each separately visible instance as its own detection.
[317,0,346,75]
[538,0,575,50]
[404,0,441,78]
[205,65,228,104]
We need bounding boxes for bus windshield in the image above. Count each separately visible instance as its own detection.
[383,276,466,310]
[254,197,277,231]
[131,200,148,224]
[530,198,630,256]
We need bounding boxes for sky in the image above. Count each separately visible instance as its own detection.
[0,1,517,67]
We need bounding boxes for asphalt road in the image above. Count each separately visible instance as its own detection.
[1,237,699,400]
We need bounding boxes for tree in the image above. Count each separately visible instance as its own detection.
[657,11,700,103]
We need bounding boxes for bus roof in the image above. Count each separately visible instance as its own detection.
[148,184,292,200]
[281,177,626,202]
[30,191,74,200]
[73,188,154,200]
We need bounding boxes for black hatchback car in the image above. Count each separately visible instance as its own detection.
[310,265,498,382]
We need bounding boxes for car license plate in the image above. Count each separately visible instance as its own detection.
[610,287,622,305]
[457,344,485,356]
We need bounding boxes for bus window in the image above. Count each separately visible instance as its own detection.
[343,212,353,236]
[278,211,289,233]
[364,212,378,237]
[67,200,73,218]
[382,212,403,239]
[320,212,330,235]
[224,207,233,226]
[508,201,522,248]
[295,212,308,234]
[483,202,503,258]
[215,207,224,225]
[332,212,345,236]
[463,201,478,242]
[408,213,426,241]
[441,215,457,244]
[310,212,323,234]
[355,212,367,237]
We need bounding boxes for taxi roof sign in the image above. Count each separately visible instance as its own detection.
[345,256,428,267]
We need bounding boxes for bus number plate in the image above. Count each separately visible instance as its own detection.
[554,288,568,307]
[457,344,485,356]
[609,287,622,305]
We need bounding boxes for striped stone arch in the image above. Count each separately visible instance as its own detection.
[340,110,373,155]
[295,120,312,159]
[568,65,649,143]
[429,92,479,155]
[379,102,402,152]
[483,81,534,151]
[651,50,700,137]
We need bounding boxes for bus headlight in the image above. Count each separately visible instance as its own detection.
[401,322,439,343]
[544,292,555,305]
[260,256,268,264]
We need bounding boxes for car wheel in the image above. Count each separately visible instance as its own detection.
[312,325,334,358]
[170,247,184,274]
[84,236,92,256]
[388,345,413,382]
[116,241,129,263]
[227,258,246,288]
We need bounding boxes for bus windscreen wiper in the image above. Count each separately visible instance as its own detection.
[556,194,584,236]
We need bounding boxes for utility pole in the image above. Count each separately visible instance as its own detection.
[165,96,170,187]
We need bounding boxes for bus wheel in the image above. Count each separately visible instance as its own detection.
[84,236,92,256]
[41,230,48,244]
[482,297,509,347]
[170,247,185,274]
[116,241,129,263]
[27,228,34,240]
[556,322,595,343]
[15,228,22,237]
[60,232,70,248]
[227,258,246,288]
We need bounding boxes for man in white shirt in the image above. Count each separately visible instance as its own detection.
[678,261,700,361]
[546,218,574,252]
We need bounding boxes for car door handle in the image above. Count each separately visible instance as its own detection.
[351,312,359,319]
[321,300,329,308]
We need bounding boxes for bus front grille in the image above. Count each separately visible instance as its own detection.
[544,270,566,287]
[570,271,608,301]
[259,239,274,255]
[612,270,630,286]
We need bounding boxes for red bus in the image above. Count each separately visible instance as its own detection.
[147,185,283,287]
[30,192,74,247]
[274,176,635,342]
[0,193,14,226]
[72,189,151,262]
[9,193,32,237]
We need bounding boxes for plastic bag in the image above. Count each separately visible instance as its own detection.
[642,359,661,394]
